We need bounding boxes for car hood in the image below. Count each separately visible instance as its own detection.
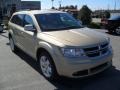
[42,28,109,47]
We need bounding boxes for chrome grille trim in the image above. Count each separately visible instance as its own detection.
[83,43,109,57]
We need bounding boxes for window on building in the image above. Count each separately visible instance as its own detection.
[3,7,7,15]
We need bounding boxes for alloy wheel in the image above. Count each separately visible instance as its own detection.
[40,55,52,78]
[115,26,120,35]
[10,38,15,51]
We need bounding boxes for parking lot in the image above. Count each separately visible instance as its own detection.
[0,29,120,90]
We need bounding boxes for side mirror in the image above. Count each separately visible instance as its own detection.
[24,24,36,32]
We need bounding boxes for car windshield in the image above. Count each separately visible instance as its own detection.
[35,13,82,31]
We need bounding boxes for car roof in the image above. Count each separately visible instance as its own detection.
[13,9,66,15]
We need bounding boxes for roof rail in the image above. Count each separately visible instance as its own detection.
[17,9,31,12]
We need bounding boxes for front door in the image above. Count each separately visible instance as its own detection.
[20,15,37,57]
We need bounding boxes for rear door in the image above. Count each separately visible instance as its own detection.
[10,14,25,49]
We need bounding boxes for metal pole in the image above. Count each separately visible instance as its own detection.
[51,0,54,8]
[59,0,62,8]
[114,0,116,10]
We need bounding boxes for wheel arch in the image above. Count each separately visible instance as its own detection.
[36,46,58,73]
[36,48,51,61]
[36,42,56,63]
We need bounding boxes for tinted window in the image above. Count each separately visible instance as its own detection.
[109,16,120,20]
[11,14,24,27]
[24,15,34,26]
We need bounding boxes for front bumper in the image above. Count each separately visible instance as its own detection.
[53,50,113,78]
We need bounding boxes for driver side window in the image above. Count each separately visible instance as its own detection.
[24,15,35,27]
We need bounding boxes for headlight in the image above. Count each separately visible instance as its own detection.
[61,48,86,57]
[108,43,113,52]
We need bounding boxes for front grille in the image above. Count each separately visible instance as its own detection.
[86,52,100,57]
[84,46,99,52]
[101,47,108,54]
[101,43,108,48]
[83,43,109,57]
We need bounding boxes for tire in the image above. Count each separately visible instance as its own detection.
[108,29,113,34]
[9,37,18,52]
[0,26,3,32]
[115,26,120,35]
[38,51,58,81]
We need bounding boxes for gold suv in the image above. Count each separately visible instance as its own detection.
[8,10,113,80]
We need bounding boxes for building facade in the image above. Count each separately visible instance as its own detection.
[0,0,21,17]
[21,1,41,10]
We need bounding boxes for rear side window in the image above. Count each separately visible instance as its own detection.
[11,14,25,27]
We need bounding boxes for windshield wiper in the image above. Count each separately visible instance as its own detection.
[42,26,81,31]
[63,26,81,29]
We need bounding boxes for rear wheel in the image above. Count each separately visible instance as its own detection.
[108,29,113,33]
[38,51,58,81]
[9,37,17,52]
[0,26,3,32]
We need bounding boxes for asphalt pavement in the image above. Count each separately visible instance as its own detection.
[0,29,120,90]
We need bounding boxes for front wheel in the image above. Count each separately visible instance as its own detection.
[115,26,120,35]
[38,52,58,81]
